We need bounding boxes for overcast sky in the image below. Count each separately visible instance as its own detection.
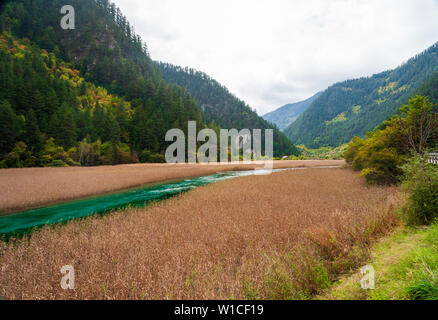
[115,0,438,115]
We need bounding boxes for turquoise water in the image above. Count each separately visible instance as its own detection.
[0,168,285,239]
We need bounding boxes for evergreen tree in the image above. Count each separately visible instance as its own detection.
[24,109,43,151]
[48,103,77,149]
[0,100,19,155]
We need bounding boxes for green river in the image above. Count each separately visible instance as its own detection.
[0,168,291,239]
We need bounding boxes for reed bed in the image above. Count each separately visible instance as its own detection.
[0,168,401,299]
[0,160,343,213]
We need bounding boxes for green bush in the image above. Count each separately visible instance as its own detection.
[40,138,77,167]
[0,160,8,169]
[139,150,165,163]
[115,143,138,164]
[139,150,151,163]
[344,137,364,166]
[68,139,103,166]
[345,95,438,185]
[99,142,114,165]
[3,141,36,168]
[49,159,68,167]
[150,153,166,163]
[345,127,405,185]
[400,156,438,225]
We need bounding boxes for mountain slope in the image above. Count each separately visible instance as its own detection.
[0,0,208,166]
[263,92,323,131]
[1,0,298,159]
[285,42,438,148]
[157,63,299,156]
[416,71,438,106]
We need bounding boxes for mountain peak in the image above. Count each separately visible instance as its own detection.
[263,92,323,131]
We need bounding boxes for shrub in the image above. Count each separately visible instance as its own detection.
[69,139,103,166]
[0,160,7,169]
[98,142,138,165]
[400,156,438,225]
[150,153,166,163]
[140,150,165,163]
[40,138,76,167]
[344,137,364,165]
[3,141,36,167]
[64,157,80,166]
[49,159,68,167]
[115,143,138,164]
[345,95,438,185]
[358,148,404,185]
[346,128,405,185]
[99,142,114,165]
[139,149,151,163]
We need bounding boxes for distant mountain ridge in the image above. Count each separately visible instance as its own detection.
[285,41,438,148]
[156,62,299,157]
[263,92,323,130]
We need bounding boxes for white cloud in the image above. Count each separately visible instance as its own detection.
[114,0,438,115]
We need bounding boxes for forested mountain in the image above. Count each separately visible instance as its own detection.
[0,33,204,167]
[263,92,323,131]
[0,0,298,167]
[416,71,438,106]
[157,63,299,156]
[1,0,160,100]
[285,42,438,148]
[0,0,208,167]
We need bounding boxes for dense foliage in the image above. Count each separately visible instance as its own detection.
[344,73,438,228]
[157,63,299,157]
[0,0,208,167]
[0,33,181,167]
[344,95,438,185]
[285,43,438,148]
[295,144,348,160]
[400,156,438,225]
[0,0,298,167]
[1,0,159,98]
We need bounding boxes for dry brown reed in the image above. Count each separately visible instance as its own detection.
[0,160,343,213]
[0,168,401,300]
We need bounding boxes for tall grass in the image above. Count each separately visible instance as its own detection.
[0,168,400,299]
[0,160,343,213]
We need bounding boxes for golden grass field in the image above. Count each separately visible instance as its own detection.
[0,168,402,300]
[0,160,343,213]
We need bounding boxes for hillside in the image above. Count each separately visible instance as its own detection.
[0,32,206,167]
[416,71,438,106]
[0,0,161,100]
[0,0,209,167]
[263,92,323,131]
[0,0,298,161]
[157,63,299,156]
[285,42,438,148]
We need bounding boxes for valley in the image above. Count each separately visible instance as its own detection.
[0,167,400,299]
[0,0,437,304]
[0,160,342,214]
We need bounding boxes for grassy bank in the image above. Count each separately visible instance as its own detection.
[0,168,400,299]
[319,223,438,300]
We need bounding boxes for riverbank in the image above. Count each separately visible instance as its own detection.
[318,223,438,300]
[0,169,291,237]
[0,160,343,213]
[0,168,400,299]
